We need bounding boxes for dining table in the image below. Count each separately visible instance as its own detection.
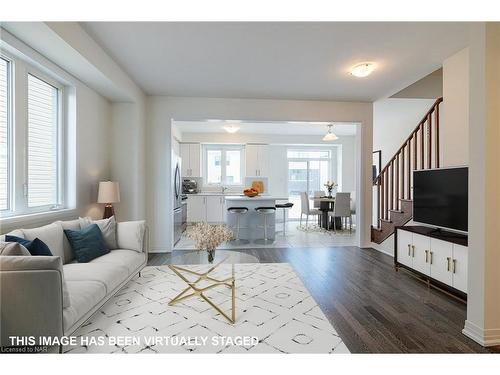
[313,196,342,230]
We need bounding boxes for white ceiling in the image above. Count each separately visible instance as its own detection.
[174,120,357,136]
[81,22,470,101]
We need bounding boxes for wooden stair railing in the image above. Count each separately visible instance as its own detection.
[371,97,443,244]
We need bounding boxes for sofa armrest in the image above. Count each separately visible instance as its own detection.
[0,256,64,348]
[116,220,148,254]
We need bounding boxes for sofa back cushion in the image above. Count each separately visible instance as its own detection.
[0,229,24,242]
[116,220,146,252]
[5,236,53,256]
[79,216,117,250]
[22,223,64,261]
[55,219,81,264]
[64,224,110,263]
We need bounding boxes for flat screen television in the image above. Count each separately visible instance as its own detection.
[413,167,468,232]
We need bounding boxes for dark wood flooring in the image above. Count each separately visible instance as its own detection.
[148,246,494,353]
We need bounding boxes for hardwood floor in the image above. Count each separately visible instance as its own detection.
[148,246,493,353]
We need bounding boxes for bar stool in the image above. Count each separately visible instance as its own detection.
[275,202,294,236]
[254,206,276,245]
[227,207,249,245]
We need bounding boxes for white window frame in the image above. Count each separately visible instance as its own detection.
[202,144,245,187]
[0,51,67,219]
[0,55,13,212]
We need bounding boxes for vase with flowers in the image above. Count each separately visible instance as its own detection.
[323,180,338,198]
[186,222,234,263]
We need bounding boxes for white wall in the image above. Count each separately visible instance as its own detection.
[463,22,500,347]
[147,96,373,252]
[441,48,470,167]
[373,98,436,166]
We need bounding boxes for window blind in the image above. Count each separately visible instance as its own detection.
[0,58,9,210]
[27,74,59,208]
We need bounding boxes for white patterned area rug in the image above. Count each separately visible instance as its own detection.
[65,263,349,354]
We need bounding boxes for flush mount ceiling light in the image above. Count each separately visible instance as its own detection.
[322,124,338,141]
[223,124,240,133]
[350,62,376,78]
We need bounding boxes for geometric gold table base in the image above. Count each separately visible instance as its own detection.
[168,259,236,324]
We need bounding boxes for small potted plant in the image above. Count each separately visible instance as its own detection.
[324,181,338,198]
[186,222,234,263]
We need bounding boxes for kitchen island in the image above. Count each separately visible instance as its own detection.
[225,195,289,242]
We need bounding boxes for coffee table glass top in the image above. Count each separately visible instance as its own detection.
[170,250,259,265]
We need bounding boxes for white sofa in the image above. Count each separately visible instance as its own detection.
[0,218,148,350]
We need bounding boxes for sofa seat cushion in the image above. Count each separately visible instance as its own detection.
[90,249,146,274]
[63,280,106,332]
[63,262,129,294]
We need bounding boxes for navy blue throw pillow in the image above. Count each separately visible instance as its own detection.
[64,224,110,263]
[5,235,53,256]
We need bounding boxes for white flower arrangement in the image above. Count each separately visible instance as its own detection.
[186,222,234,252]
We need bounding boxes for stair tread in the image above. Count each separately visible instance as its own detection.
[380,218,393,223]
[400,199,413,202]
[389,209,404,213]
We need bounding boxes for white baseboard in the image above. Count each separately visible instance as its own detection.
[370,242,394,257]
[463,320,500,346]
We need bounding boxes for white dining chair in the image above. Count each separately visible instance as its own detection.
[313,191,323,225]
[300,192,321,229]
[328,192,352,232]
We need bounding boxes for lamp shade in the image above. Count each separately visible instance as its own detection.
[97,181,120,204]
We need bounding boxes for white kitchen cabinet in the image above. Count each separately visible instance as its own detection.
[206,196,225,223]
[187,195,206,222]
[187,195,226,223]
[180,143,201,177]
[245,144,269,177]
[396,227,468,295]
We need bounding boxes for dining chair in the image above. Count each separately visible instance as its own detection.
[300,192,321,229]
[328,192,352,232]
[350,192,356,229]
[313,191,323,225]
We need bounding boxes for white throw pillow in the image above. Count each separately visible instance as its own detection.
[78,216,117,250]
[0,242,30,256]
[116,220,146,252]
[22,223,65,260]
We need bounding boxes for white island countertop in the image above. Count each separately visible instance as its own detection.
[224,196,289,201]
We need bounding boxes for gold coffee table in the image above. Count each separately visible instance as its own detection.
[168,250,259,324]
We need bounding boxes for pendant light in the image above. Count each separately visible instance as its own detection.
[322,124,338,141]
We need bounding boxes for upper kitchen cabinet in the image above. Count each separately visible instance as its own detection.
[180,143,201,177]
[245,144,269,177]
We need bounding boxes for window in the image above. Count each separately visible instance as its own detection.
[27,74,61,208]
[203,145,244,186]
[0,57,11,211]
[0,51,66,219]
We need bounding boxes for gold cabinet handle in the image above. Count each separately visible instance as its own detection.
[425,250,429,263]
[447,257,451,271]
[412,245,415,257]
[452,259,457,274]
[408,244,411,256]
[429,251,433,264]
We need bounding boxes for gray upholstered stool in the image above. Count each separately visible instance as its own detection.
[275,202,294,236]
[227,207,249,245]
[254,206,276,245]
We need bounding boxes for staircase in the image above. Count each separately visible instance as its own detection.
[371,97,443,244]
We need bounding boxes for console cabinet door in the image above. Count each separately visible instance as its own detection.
[397,230,413,268]
[452,244,468,293]
[429,238,453,286]
[412,234,431,276]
